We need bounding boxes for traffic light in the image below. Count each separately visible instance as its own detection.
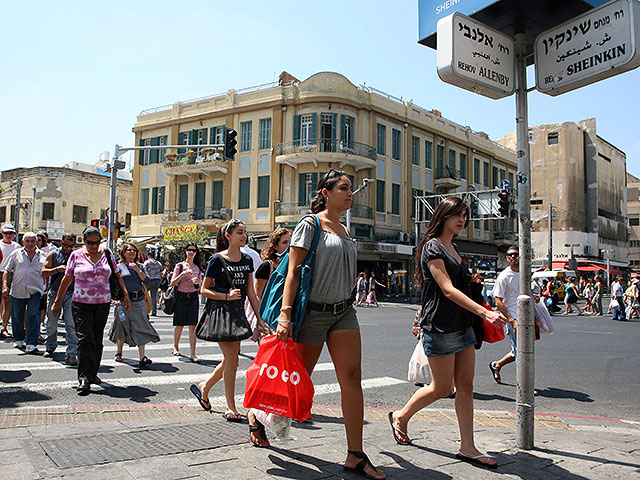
[468,197,479,219]
[497,190,510,217]
[114,222,125,239]
[224,127,238,161]
[90,219,100,228]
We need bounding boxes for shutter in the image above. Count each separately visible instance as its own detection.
[209,127,217,146]
[298,174,306,206]
[258,176,270,208]
[188,129,196,146]
[151,187,158,214]
[138,139,144,165]
[312,172,319,194]
[158,186,165,214]
[201,128,208,144]
[293,115,301,146]
[340,115,346,142]
[311,113,317,143]
[212,181,223,210]
[150,137,160,164]
[331,113,338,152]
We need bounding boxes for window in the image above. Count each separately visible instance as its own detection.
[437,145,445,171]
[158,186,165,214]
[460,153,467,179]
[151,187,158,214]
[298,173,318,206]
[10,205,15,222]
[548,132,559,145]
[493,166,499,187]
[391,184,400,215]
[258,176,270,208]
[212,181,223,210]
[392,129,401,160]
[141,138,151,165]
[483,162,490,186]
[425,140,432,169]
[209,126,225,146]
[411,189,423,218]
[448,150,456,172]
[531,199,543,205]
[376,180,385,212]
[238,178,250,209]
[72,205,88,224]
[473,158,480,184]
[631,217,640,226]
[376,124,386,155]
[411,136,420,165]
[194,182,206,219]
[178,131,189,155]
[240,121,252,152]
[499,168,506,182]
[125,213,132,228]
[320,113,337,152]
[178,185,188,212]
[259,118,271,150]
[42,202,55,220]
[0,206,5,223]
[341,115,355,148]
[301,114,314,146]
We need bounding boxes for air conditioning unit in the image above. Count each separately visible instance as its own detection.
[398,231,410,243]
[76,236,84,245]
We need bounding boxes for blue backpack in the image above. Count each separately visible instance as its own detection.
[259,214,321,337]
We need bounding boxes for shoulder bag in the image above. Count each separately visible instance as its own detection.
[161,263,182,315]
[259,214,321,338]
[196,256,252,342]
[105,249,124,301]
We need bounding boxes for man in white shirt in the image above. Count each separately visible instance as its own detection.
[0,224,21,338]
[489,246,520,384]
[3,232,47,353]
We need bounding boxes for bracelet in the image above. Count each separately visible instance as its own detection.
[281,306,293,311]
[278,320,292,325]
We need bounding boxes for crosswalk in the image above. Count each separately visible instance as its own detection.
[0,309,407,408]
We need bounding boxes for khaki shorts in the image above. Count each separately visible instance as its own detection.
[296,305,359,345]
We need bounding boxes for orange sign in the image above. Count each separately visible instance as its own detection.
[162,224,197,240]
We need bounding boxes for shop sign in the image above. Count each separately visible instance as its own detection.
[46,220,65,240]
[162,224,197,241]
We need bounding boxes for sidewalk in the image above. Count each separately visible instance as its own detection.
[2,403,639,479]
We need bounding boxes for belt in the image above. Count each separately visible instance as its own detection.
[308,298,353,315]
[129,290,143,301]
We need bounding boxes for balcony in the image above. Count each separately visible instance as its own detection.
[434,166,464,190]
[164,151,228,177]
[162,207,227,227]
[276,138,377,171]
[275,201,373,225]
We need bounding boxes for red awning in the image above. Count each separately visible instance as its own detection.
[552,261,567,269]
[577,264,602,271]
[610,268,623,275]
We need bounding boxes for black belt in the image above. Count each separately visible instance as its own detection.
[129,290,143,301]
[177,290,198,298]
[308,298,353,315]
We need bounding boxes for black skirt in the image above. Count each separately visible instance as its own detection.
[173,291,199,326]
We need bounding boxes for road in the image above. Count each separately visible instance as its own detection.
[1,303,638,422]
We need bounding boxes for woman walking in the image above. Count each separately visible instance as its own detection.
[109,242,160,368]
[563,277,583,315]
[275,169,385,479]
[592,275,604,316]
[367,272,384,307]
[51,226,130,394]
[355,272,368,307]
[254,227,291,300]
[171,242,202,362]
[388,197,506,469]
[190,219,269,421]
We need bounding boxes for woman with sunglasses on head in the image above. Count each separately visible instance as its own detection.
[109,242,160,368]
[51,227,130,394]
[190,220,269,423]
[389,197,507,470]
[254,227,291,300]
[171,242,202,362]
[275,169,385,479]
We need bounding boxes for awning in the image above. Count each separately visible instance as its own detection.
[610,268,623,275]
[552,261,568,269]
[577,264,602,272]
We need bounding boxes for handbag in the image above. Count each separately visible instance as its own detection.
[243,335,314,422]
[195,256,252,342]
[407,340,431,384]
[105,249,124,301]
[610,298,620,309]
[142,284,152,314]
[259,215,321,337]
[468,282,505,348]
[161,263,182,315]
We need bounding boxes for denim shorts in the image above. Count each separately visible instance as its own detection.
[422,326,476,357]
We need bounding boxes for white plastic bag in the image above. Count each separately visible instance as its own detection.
[408,340,431,385]
[252,408,292,440]
[534,301,555,334]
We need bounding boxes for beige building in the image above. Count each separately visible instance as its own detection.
[500,119,628,273]
[628,172,640,269]
[0,162,133,242]
[131,72,517,288]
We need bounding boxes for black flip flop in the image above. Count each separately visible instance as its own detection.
[388,411,411,445]
[456,451,498,469]
[222,412,245,423]
[489,362,502,384]
[249,419,269,448]
[189,384,211,412]
[344,450,384,480]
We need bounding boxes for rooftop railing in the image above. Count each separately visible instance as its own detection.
[276,138,376,160]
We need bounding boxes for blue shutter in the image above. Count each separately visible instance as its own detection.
[293,115,301,146]
[311,113,317,143]
[331,113,337,140]
[188,130,196,147]
[138,139,144,165]
[158,186,165,214]
[257,176,270,208]
[298,174,306,206]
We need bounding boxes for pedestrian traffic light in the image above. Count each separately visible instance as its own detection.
[468,197,479,219]
[498,190,510,217]
[90,219,100,228]
[224,127,238,161]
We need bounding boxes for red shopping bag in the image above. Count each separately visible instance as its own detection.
[243,335,314,422]
[481,299,506,343]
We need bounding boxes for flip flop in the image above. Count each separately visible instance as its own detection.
[189,384,211,412]
[172,350,181,356]
[456,451,497,469]
[344,450,385,480]
[489,362,502,384]
[190,357,201,363]
[248,413,269,448]
[222,411,245,423]
[388,411,411,445]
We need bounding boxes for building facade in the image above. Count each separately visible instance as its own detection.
[131,72,517,291]
[0,163,133,242]
[500,119,629,274]
[628,172,640,269]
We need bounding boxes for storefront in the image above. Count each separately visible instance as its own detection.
[455,239,499,276]
[356,241,414,296]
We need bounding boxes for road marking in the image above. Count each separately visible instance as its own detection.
[0,363,336,394]
[571,330,612,335]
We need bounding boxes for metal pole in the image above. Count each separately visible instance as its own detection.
[346,208,352,234]
[32,186,36,232]
[547,203,553,270]
[606,251,610,291]
[514,32,535,450]
[15,179,22,238]
[108,146,119,250]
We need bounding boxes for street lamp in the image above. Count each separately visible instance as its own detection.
[346,178,375,234]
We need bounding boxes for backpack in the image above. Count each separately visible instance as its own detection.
[259,214,321,337]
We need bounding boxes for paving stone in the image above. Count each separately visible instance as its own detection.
[49,464,135,480]
[0,461,42,480]
[0,426,31,440]
[122,456,194,480]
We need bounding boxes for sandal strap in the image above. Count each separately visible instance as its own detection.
[347,451,374,474]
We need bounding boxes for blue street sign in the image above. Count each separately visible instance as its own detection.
[499,179,510,190]
[418,0,499,45]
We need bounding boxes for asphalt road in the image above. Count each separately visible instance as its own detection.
[1,302,638,422]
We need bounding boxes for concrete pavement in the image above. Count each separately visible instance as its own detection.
[2,402,639,479]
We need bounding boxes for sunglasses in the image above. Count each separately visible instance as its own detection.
[125,248,138,253]
[62,243,75,248]
[85,239,101,246]
[223,219,242,234]
[185,248,197,252]
[507,253,519,257]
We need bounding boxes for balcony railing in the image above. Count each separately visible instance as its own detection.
[276,138,377,160]
[162,207,226,223]
[349,203,374,220]
[164,150,226,168]
[435,166,464,180]
[275,202,373,220]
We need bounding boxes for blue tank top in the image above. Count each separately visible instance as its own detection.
[50,247,73,292]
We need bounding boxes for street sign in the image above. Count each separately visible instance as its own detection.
[437,12,515,99]
[418,0,498,46]
[46,220,65,240]
[499,179,510,190]
[535,0,640,96]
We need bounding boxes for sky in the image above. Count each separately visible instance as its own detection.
[1,0,638,178]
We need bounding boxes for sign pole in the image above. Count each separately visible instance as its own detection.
[514,32,535,450]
